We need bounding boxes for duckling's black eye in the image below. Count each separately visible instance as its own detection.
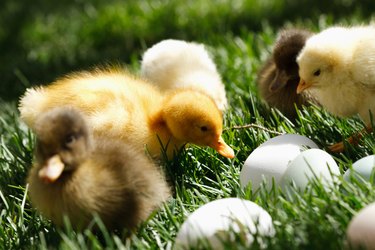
[64,134,77,146]
[200,126,208,132]
[313,69,321,76]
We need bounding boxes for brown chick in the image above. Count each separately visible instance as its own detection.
[27,107,170,231]
[19,68,234,160]
[257,28,317,119]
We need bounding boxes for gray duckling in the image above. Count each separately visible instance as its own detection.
[27,107,170,231]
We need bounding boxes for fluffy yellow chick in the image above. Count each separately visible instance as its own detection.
[19,68,234,159]
[28,107,170,230]
[141,39,228,112]
[297,25,375,151]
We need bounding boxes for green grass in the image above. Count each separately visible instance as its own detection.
[1,1,375,249]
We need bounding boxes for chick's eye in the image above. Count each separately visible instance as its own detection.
[200,126,208,132]
[313,69,321,76]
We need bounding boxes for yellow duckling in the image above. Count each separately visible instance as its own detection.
[27,107,170,230]
[19,68,234,159]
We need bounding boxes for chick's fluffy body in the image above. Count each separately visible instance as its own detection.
[297,26,375,123]
[141,39,228,112]
[28,108,170,230]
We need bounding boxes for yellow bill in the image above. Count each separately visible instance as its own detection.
[211,136,235,159]
[296,79,313,94]
[38,155,65,183]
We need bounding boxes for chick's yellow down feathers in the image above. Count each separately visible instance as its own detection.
[28,107,170,230]
[297,25,375,123]
[19,68,234,159]
[297,25,375,152]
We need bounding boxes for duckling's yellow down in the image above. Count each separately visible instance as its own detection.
[19,68,234,159]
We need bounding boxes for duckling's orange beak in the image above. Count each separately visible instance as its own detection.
[296,79,312,94]
[210,136,235,159]
[38,155,65,183]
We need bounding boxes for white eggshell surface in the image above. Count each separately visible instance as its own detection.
[346,202,375,249]
[280,149,340,191]
[174,198,275,249]
[344,155,375,183]
[240,134,318,191]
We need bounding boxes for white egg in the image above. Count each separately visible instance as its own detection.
[343,155,375,183]
[240,134,318,191]
[280,149,340,192]
[174,198,275,249]
[346,202,375,249]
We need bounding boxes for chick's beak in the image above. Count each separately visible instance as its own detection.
[210,136,235,159]
[38,154,65,183]
[296,79,312,94]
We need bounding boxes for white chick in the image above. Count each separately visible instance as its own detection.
[141,39,228,112]
[297,25,375,151]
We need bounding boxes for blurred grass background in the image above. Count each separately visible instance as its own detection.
[1,0,375,249]
[1,0,375,100]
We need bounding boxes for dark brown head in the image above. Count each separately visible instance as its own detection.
[270,29,313,92]
[34,107,91,183]
[257,29,317,119]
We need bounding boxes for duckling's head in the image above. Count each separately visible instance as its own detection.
[162,90,234,158]
[270,29,312,92]
[34,107,91,183]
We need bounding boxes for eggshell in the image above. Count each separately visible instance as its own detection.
[280,148,340,191]
[174,198,275,249]
[343,155,375,183]
[240,134,318,191]
[346,202,375,249]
